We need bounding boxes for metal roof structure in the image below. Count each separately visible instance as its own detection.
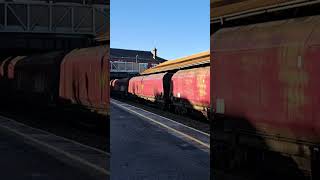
[0,1,108,37]
[211,0,320,24]
[95,32,109,43]
[141,51,210,75]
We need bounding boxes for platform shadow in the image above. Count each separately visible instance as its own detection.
[211,114,309,180]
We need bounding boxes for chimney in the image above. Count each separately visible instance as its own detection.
[152,48,157,59]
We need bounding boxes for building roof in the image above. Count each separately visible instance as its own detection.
[110,48,167,63]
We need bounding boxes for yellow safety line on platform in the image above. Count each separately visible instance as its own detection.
[111,100,210,149]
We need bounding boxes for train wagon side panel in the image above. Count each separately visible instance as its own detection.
[7,56,26,79]
[101,48,110,114]
[112,79,119,91]
[110,79,116,91]
[211,15,320,179]
[128,73,167,102]
[59,45,109,111]
[15,52,66,93]
[210,37,214,119]
[6,56,27,99]
[140,73,167,101]
[128,76,144,96]
[212,15,320,146]
[0,57,11,79]
[113,78,130,92]
[0,57,12,98]
[171,66,210,110]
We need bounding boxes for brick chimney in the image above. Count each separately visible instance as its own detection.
[152,48,157,59]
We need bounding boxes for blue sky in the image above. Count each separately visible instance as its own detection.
[110,0,209,60]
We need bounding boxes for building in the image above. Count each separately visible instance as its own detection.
[110,48,167,79]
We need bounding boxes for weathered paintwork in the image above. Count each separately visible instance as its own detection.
[171,66,210,111]
[128,76,143,97]
[212,15,320,144]
[128,73,167,101]
[59,45,109,112]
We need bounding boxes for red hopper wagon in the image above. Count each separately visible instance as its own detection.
[211,14,320,178]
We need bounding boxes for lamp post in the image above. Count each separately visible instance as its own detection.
[136,55,139,72]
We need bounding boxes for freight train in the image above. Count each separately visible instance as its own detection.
[0,45,110,121]
[111,53,210,119]
[211,15,320,179]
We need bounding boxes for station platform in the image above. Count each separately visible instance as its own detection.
[0,115,109,180]
[110,99,210,180]
[0,130,98,180]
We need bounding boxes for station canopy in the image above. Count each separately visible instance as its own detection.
[140,51,210,75]
[211,0,320,23]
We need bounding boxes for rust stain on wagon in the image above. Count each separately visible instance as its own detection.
[278,46,309,121]
[197,72,207,98]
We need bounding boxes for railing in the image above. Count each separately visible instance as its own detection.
[110,61,148,73]
[0,1,108,36]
